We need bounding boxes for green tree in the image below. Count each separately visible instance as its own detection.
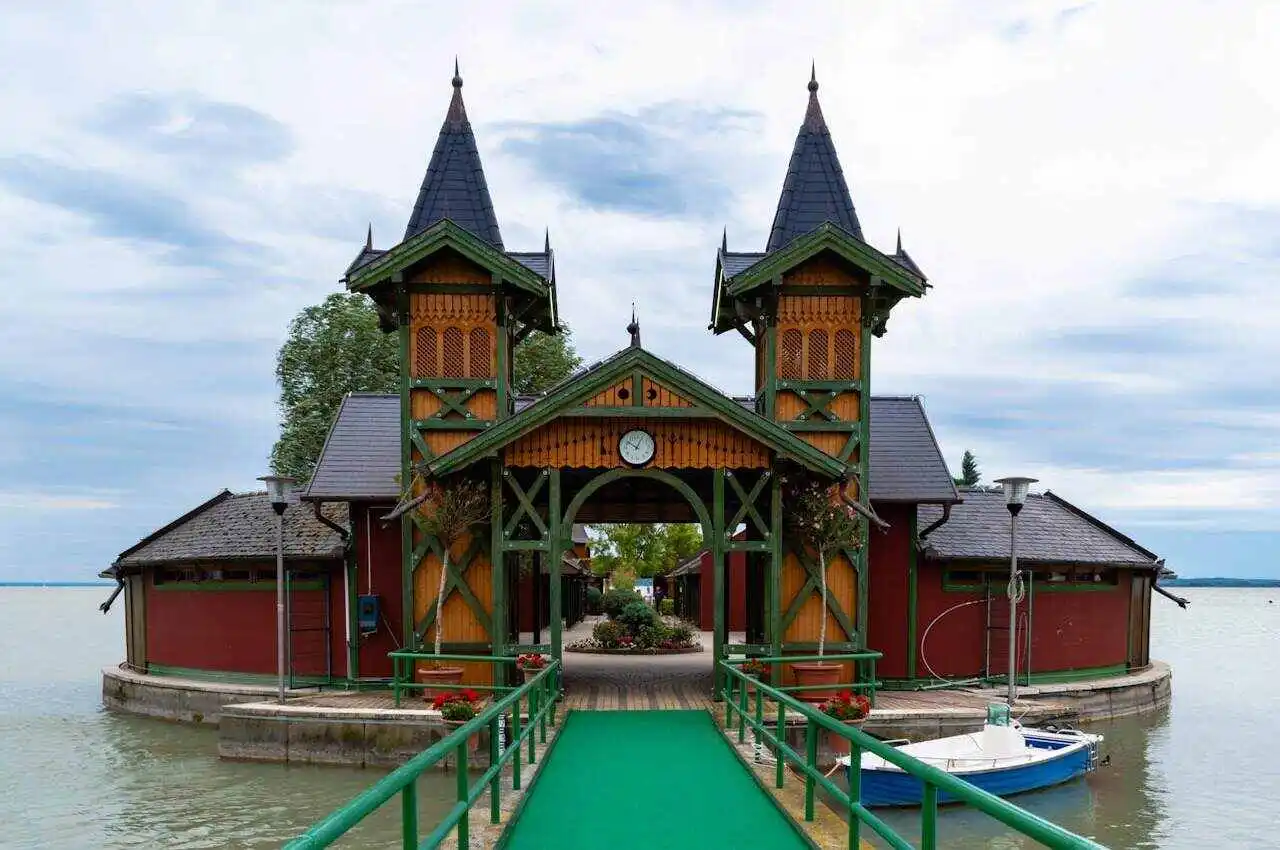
[785,481,863,658]
[588,524,704,578]
[513,328,583,395]
[270,294,582,481]
[270,293,398,481]
[954,450,981,487]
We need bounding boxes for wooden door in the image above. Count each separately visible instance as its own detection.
[1127,573,1152,670]
[125,575,147,671]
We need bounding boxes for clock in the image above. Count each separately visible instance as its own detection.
[618,429,656,467]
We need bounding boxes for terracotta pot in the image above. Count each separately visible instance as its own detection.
[417,664,464,701]
[791,662,843,703]
[826,719,867,757]
[442,719,480,755]
[517,666,547,685]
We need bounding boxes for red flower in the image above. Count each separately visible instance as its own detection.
[460,688,479,703]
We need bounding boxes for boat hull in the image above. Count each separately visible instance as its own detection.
[853,730,1100,808]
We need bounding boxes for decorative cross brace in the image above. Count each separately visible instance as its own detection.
[778,545,859,642]
[427,383,485,420]
[793,389,842,423]
[412,528,492,641]
[724,469,772,542]
[502,469,548,541]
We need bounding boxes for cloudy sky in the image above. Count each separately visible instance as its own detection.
[1,1,1276,582]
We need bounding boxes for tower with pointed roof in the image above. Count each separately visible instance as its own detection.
[341,66,558,667]
[710,68,930,656]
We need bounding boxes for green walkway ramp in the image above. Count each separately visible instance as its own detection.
[501,710,810,850]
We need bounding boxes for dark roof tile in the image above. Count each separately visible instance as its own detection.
[868,397,960,503]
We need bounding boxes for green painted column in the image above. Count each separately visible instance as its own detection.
[397,291,415,649]
[490,460,506,685]
[345,540,359,682]
[712,468,726,698]
[769,470,783,672]
[547,468,563,663]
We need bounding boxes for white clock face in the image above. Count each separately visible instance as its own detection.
[618,429,656,467]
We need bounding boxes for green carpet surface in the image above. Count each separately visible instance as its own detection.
[500,710,811,850]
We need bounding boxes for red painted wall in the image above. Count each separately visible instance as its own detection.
[866,503,914,678]
[914,561,1135,679]
[352,503,405,679]
[145,570,331,676]
[697,549,746,631]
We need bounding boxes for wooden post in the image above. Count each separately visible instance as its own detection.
[548,468,563,664]
[490,460,506,686]
[713,468,726,697]
[769,470,783,671]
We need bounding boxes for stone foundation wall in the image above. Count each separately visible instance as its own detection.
[101,665,278,725]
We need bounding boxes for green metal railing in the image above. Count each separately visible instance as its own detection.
[734,651,882,705]
[718,659,1106,850]
[389,651,537,707]
[286,657,561,849]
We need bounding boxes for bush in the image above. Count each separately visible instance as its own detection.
[618,601,658,635]
[659,598,675,616]
[592,620,627,648]
[666,622,695,646]
[602,588,644,620]
[585,586,603,614]
[635,624,663,649]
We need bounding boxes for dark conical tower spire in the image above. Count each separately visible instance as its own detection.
[403,61,504,247]
[627,304,641,348]
[765,65,862,251]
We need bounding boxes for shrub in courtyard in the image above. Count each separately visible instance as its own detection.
[585,586,603,614]
[666,622,695,646]
[659,598,675,616]
[635,624,663,649]
[593,620,627,648]
[602,588,644,620]
[618,601,658,635]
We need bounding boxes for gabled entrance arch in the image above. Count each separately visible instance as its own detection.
[561,468,714,542]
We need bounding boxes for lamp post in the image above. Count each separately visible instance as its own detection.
[993,476,1037,707]
[260,474,296,704]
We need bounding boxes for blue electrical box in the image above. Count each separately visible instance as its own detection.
[357,594,380,634]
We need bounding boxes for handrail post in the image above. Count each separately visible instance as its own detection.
[775,698,785,788]
[804,718,816,821]
[528,687,538,763]
[539,677,548,743]
[489,714,501,824]
[724,674,733,728]
[456,741,469,848]
[922,783,938,849]
[393,656,401,708]
[737,677,747,743]
[753,686,763,758]
[848,735,862,850]
[401,780,418,850]
[512,695,523,791]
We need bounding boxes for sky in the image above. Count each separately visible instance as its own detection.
[0,1,1276,582]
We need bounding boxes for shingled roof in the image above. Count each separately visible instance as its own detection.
[114,491,347,568]
[766,69,862,252]
[304,393,959,505]
[403,65,503,247]
[918,489,1162,568]
[868,397,960,503]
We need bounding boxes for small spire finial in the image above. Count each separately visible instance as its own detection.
[544,227,551,254]
[627,303,641,348]
[721,227,728,254]
[809,61,818,93]
[366,222,373,250]
[452,57,462,88]
[896,228,902,254]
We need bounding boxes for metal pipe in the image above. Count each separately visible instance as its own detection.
[99,576,125,614]
[1008,510,1019,707]
[312,501,350,540]
[917,503,952,540]
[277,509,287,705]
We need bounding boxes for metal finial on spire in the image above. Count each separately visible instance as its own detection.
[721,227,728,254]
[896,228,903,254]
[544,227,551,254]
[809,61,818,93]
[453,57,462,88]
[627,303,641,348]
[366,222,373,250]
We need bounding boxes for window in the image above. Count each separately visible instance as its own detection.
[807,329,829,379]
[441,327,465,378]
[468,327,491,378]
[779,329,803,379]
[414,326,437,377]
[833,329,857,379]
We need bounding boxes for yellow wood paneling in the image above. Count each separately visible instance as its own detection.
[781,255,861,287]
[504,418,770,469]
[641,377,693,408]
[407,252,493,286]
[780,547,857,684]
[582,379,632,407]
[412,530,494,686]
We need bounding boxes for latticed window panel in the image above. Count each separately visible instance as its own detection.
[468,327,492,378]
[441,327,465,378]
[834,329,857,379]
[807,329,829,379]
[414,326,437,377]
[779,329,803,380]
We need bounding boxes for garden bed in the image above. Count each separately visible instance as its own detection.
[564,643,704,656]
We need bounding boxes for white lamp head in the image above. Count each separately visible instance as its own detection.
[258,474,297,513]
[993,476,1038,514]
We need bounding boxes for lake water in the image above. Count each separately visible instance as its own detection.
[1,587,1277,848]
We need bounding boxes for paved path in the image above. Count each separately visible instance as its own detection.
[500,711,811,850]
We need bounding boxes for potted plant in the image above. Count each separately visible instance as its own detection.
[412,478,490,690]
[741,658,771,696]
[785,480,864,702]
[432,689,483,752]
[515,653,548,684]
[818,690,872,757]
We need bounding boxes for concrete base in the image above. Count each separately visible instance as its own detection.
[101,664,287,725]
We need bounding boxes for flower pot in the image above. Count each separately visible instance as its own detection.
[791,662,842,703]
[826,719,866,757]
[517,666,546,686]
[442,719,480,755]
[417,664,464,701]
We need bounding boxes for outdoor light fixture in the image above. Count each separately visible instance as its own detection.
[259,474,296,704]
[993,476,1037,707]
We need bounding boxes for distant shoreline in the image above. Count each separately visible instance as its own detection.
[1162,578,1280,588]
[0,582,113,587]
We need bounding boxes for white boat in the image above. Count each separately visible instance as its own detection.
[837,718,1103,807]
